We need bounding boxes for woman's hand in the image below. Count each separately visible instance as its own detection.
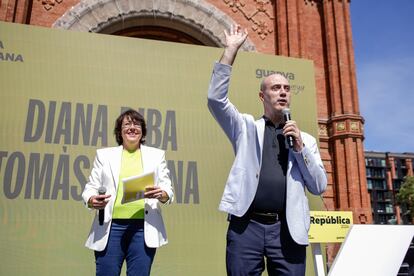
[88,194,111,209]
[145,186,169,203]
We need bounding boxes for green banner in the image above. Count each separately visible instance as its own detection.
[0,22,323,275]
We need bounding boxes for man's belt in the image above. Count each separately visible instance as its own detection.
[250,211,280,224]
[230,211,281,225]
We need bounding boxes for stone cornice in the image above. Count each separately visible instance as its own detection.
[52,0,256,51]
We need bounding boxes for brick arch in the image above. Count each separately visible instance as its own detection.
[52,0,256,51]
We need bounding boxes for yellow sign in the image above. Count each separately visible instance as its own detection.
[309,211,353,243]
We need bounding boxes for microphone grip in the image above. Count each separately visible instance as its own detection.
[98,208,104,226]
[98,186,106,226]
[286,134,294,148]
[283,113,294,148]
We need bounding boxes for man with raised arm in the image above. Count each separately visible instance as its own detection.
[207,25,327,276]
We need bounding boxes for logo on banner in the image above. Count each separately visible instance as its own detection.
[255,68,304,95]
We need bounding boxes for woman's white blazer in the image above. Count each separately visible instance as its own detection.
[82,145,174,251]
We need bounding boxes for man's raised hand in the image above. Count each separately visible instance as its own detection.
[224,24,248,50]
[219,24,248,66]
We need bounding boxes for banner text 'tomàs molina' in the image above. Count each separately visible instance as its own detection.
[1,99,198,203]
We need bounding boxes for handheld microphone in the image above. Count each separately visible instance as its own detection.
[282,108,294,148]
[98,186,106,226]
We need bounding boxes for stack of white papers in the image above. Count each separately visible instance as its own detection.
[121,172,155,204]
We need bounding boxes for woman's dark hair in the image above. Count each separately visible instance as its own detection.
[114,109,147,146]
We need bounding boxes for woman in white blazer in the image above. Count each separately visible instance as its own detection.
[82,109,174,276]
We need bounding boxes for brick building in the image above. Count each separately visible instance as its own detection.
[365,151,414,225]
[1,0,372,263]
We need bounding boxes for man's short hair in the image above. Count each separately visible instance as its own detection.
[260,73,288,92]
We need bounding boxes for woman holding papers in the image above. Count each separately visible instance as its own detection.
[82,109,174,276]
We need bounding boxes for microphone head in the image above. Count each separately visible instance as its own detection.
[282,108,290,115]
[282,108,291,122]
[98,186,106,195]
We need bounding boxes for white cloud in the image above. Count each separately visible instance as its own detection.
[357,57,414,152]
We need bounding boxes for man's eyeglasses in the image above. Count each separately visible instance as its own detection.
[121,122,142,129]
[271,84,290,92]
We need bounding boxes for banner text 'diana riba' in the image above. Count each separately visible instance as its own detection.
[1,99,199,204]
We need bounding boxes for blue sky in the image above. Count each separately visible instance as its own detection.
[350,1,414,153]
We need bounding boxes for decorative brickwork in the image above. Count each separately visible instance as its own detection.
[223,0,274,40]
[39,0,63,11]
[318,123,328,137]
